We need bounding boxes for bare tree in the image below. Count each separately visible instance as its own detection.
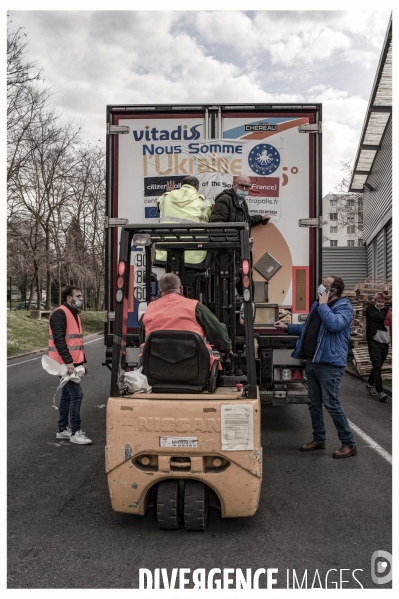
[64,143,106,309]
[7,19,105,311]
[7,20,55,187]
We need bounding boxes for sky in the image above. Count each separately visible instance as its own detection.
[7,7,392,197]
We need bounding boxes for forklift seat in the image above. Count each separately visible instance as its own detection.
[142,330,218,393]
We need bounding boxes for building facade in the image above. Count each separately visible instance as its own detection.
[322,193,364,247]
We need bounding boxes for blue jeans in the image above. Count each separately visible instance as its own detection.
[305,360,355,446]
[58,380,84,435]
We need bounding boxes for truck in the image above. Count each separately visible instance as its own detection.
[105,103,323,404]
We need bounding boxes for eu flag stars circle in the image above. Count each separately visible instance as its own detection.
[248,144,280,175]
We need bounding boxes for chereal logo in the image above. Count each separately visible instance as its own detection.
[132,124,201,142]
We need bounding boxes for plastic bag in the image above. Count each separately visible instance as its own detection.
[123,367,152,394]
[41,355,85,409]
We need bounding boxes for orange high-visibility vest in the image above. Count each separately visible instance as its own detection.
[48,305,84,365]
[141,293,217,368]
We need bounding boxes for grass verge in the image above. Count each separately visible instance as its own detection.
[7,310,103,357]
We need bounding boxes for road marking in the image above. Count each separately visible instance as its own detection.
[83,338,103,345]
[348,419,392,464]
[7,337,103,367]
[7,356,43,367]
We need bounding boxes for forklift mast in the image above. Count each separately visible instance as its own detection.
[110,223,257,399]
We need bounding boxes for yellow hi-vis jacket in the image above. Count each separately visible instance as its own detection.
[156,184,212,265]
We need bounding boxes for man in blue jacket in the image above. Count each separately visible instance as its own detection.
[274,276,356,458]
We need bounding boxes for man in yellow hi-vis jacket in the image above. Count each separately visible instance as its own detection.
[154,176,212,297]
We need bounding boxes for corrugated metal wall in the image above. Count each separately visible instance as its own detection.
[367,244,373,277]
[386,220,392,278]
[376,229,385,278]
[363,119,392,241]
[322,247,368,290]
[366,219,392,278]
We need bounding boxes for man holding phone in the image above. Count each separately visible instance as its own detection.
[274,276,356,458]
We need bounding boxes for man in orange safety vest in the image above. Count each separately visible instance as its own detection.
[140,273,232,369]
[48,285,91,445]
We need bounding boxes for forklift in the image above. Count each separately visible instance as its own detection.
[106,223,262,530]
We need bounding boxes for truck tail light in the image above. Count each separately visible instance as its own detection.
[242,260,251,301]
[118,261,125,276]
[291,369,303,381]
[281,369,292,381]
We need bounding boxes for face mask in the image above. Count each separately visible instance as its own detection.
[73,299,83,310]
[236,189,248,200]
[317,284,335,297]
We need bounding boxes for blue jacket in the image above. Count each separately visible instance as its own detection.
[287,297,353,367]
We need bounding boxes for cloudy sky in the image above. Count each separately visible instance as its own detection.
[8,7,391,195]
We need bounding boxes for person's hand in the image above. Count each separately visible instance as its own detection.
[66,364,75,375]
[262,213,271,222]
[274,320,288,331]
[165,180,175,192]
[318,291,329,305]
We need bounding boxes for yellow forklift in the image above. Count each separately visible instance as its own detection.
[106,223,262,530]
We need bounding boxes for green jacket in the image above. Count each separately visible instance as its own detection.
[156,184,212,265]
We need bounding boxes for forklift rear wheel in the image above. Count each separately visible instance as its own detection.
[157,480,180,530]
[183,480,208,531]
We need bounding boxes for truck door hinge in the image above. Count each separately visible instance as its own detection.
[105,311,115,322]
[298,216,323,228]
[299,122,322,133]
[105,217,129,228]
[107,124,130,135]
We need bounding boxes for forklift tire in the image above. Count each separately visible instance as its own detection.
[183,480,208,531]
[157,480,181,530]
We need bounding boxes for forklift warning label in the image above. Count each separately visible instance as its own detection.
[160,436,198,448]
[221,404,254,451]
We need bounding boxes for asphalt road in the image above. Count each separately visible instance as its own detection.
[7,336,392,590]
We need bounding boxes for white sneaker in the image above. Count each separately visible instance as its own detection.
[56,427,72,439]
[70,429,92,445]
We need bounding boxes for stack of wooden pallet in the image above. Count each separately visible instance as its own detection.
[343,278,392,376]
[352,345,392,376]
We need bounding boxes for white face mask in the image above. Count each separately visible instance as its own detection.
[236,188,248,200]
[73,299,83,309]
[317,284,335,298]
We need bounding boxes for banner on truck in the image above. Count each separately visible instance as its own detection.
[141,138,283,221]
[117,115,308,226]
